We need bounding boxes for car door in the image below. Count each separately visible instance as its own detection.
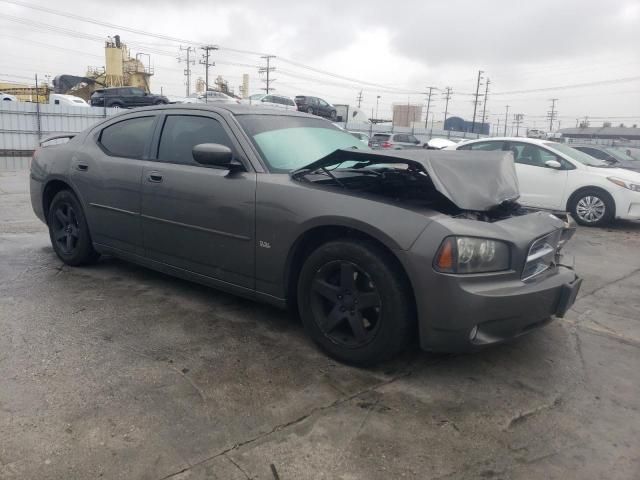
[130,88,149,106]
[506,141,569,210]
[317,98,331,117]
[70,113,157,254]
[140,111,257,289]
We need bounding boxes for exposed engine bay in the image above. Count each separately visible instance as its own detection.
[296,163,529,222]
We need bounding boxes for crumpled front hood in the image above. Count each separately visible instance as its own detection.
[292,148,520,211]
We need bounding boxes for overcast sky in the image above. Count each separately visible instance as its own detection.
[1,0,639,130]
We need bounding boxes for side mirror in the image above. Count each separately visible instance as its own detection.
[545,159,562,169]
[192,143,234,168]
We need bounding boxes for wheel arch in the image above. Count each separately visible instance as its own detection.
[283,224,417,321]
[42,178,82,222]
[566,185,616,217]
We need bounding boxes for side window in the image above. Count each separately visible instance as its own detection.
[318,98,328,107]
[263,95,274,103]
[287,98,296,106]
[509,142,560,167]
[470,141,504,151]
[577,147,612,161]
[99,116,155,159]
[407,135,419,144]
[131,88,145,96]
[54,99,60,105]
[157,115,235,166]
[395,134,409,143]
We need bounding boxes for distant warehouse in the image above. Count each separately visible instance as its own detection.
[560,126,640,141]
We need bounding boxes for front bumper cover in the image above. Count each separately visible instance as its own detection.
[418,266,581,353]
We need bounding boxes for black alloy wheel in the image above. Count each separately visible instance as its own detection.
[310,260,382,348]
[47,190,100,266]
[51,201,80,255]
[307,106,314,114]
[298,240,414,365]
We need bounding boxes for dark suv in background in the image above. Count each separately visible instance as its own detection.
[294,95,337,120]
[90,87,168,109]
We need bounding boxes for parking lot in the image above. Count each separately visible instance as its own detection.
[1,167,639,479]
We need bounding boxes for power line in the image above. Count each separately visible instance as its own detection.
[492,76,640,95]
[0,0,430,95]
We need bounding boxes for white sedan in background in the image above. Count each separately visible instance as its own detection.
[451,137,640,226]
[242,94,297,110]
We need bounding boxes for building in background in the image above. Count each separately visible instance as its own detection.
[239,74,250,99]
[392,103,423,128]
[559,126,640,141]
[444,116,490,135]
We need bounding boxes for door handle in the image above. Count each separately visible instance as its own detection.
[75,163,88,171]
[147,172,163,183]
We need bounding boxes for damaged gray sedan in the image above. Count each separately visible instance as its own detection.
[30,105,582,365]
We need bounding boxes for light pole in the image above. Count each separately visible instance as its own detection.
[375,96,381,122]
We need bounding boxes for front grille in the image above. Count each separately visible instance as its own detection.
[522,230,562,281]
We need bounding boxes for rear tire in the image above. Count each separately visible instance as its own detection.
[568,188,615,227]
[307,107,314,115]
[330,110,337,121]
[47,190,100,266]
[108,101,124,109]
[297,240,414,366]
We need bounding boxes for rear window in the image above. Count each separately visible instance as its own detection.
[295,96,306,102]
[99,116,155,159]
[92,90,104,95]
[372,134,390,141]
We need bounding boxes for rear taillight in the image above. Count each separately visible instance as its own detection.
[381,141,393,148]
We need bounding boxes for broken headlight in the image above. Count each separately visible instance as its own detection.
[434,236,510,274]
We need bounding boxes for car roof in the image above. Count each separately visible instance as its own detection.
[111,103,312,117]
[460,137,553,146]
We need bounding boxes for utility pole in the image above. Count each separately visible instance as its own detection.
[259,55,276,94]
[496,118,501,137]
[547,98,558,132]
[442,87,452,130]
[480,78,490,136]
[200,45,219,102]
[424,86,435,129]
[356,90,363,108]
[178,46,196,97]
[503,105,510,136]
[375,95,381,122]
[471,69,484,134]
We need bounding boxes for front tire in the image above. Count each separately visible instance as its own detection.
[47,190,99,266]
[297,240,414,365]
[329,110,337,121]
[568,188,615,227]
[307,107,314,115]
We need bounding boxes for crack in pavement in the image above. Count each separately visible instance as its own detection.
[156,368,418,480]
[577,266,640,300]
[224,453,252,480]
[504,396,563,430]
[563,319,640,348]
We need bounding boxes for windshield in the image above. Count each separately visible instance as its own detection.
[237,115,368,172]
[545,142,610,167]
[608,147,640,162]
